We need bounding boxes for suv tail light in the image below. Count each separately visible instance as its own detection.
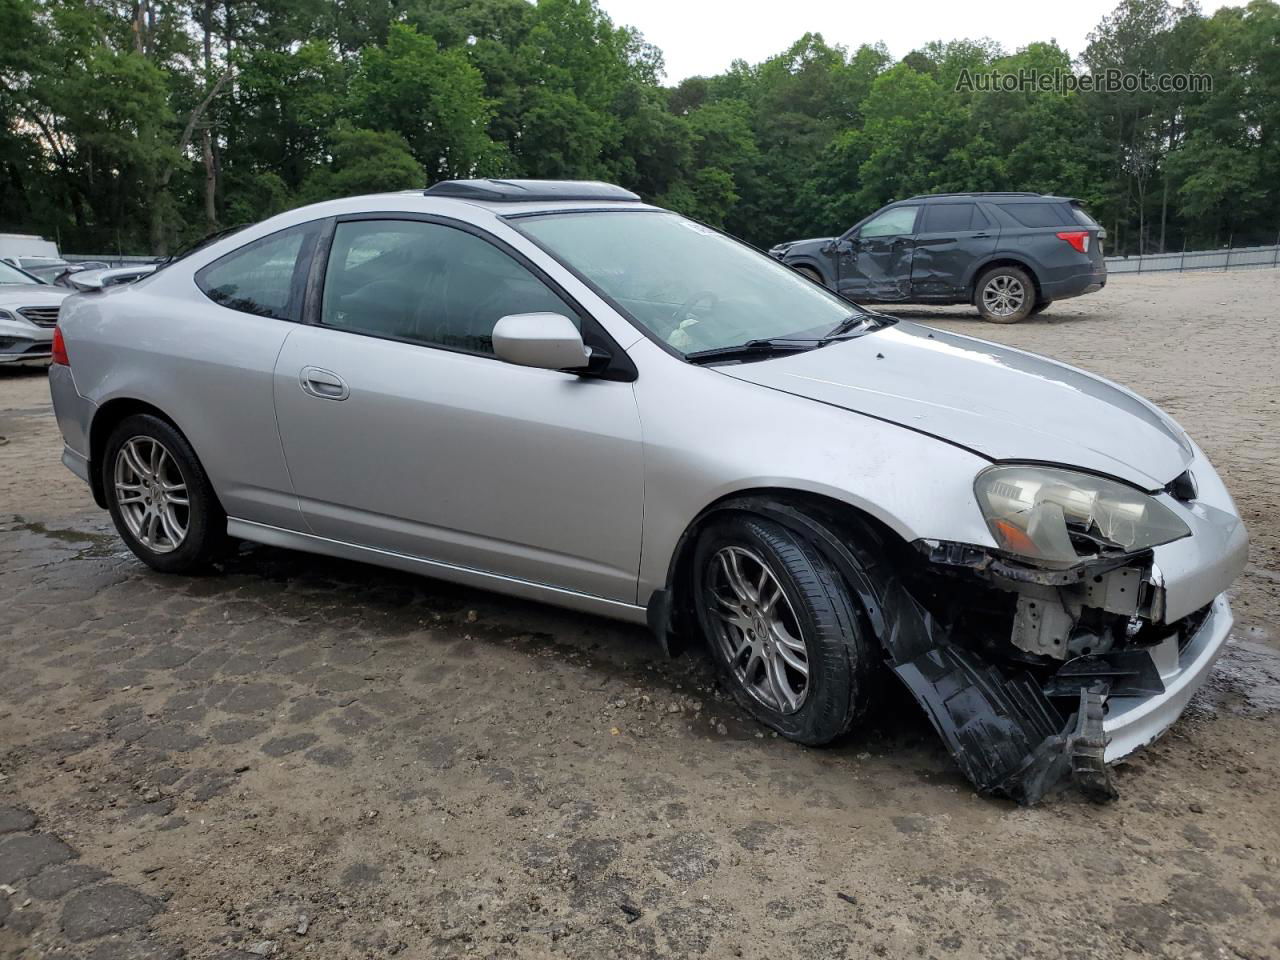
[51,326,69,366]
[1056,230,1090,254]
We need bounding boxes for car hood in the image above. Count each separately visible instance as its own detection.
[718,320,1193,490]
[0,285,70,308]
[776,236,834,256]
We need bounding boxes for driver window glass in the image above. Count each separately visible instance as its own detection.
[859,205,919,238]
[321,220,576,355]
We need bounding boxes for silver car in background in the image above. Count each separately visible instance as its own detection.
[0,259,67,363]
[48,180,1248,803]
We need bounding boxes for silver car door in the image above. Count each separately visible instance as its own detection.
[272,216,644,604]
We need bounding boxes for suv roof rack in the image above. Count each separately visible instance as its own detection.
[906,191,1043,201]
[424,179,641,203]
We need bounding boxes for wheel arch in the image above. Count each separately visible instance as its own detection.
[646,487,915,656]
[785,258,830,286]
[967,256,1043,303]
[87,398,192,509]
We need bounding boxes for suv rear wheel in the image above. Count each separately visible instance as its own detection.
[975,265,1035,323]
[691,514,877,745]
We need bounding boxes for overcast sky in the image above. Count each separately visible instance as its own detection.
[597,0,1245,84]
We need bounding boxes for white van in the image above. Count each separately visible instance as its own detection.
[0,233,61,268]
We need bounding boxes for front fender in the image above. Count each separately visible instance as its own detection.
[627,338,997,606]
[783,256,832,285]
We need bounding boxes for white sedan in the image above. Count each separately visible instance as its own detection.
[0,260,67,363]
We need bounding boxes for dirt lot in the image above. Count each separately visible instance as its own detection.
[1,270,1278,960]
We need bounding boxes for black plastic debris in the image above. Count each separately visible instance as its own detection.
[1042,649,1165,699]
[894,646,1116,805]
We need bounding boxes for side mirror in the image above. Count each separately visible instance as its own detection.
[492,313,590,371]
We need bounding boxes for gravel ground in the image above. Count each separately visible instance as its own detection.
[1,270,1278,960]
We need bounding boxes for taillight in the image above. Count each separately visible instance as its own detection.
[1056,230,1090,254]
[51,326,69,366]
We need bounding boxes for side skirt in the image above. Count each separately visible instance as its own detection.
[226,518,649,626]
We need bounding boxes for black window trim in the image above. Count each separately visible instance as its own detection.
[301,211,638,382]
[194,220,321,323]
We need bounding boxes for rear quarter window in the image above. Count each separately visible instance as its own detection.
[998,202,1072,228]
[195,224,317,321]
[1070,206,1099,227]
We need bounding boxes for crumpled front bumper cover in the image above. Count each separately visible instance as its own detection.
[890,593,1233,804]
[1103,593,1231,760]
[895,646,1117,805]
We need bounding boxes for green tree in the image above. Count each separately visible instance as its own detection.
[350,23,503,181]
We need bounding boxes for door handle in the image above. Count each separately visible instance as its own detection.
[973,232,991,238]
[299,366,350,401]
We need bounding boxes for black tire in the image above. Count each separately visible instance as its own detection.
[793,265,825,286]
[102,413,227,574]
[1030,299,1052,316]
[974,265,1036,323]
[692,514,878,745]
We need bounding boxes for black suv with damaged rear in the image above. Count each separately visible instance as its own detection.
[768,192,1107,323]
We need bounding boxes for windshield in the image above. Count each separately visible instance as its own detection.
[517,210,864,355]
[0,260,42,285]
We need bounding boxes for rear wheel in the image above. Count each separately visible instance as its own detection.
[975,266,1035,323]
[692,514,877,745]
[103,414,226,574]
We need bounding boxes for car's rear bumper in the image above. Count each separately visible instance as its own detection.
[62,444,92,484]
[1104,593,1231,760]
[1041,268,1107,301]
[49,362,96,462]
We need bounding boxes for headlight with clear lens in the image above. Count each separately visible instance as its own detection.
[975,465,1191,566]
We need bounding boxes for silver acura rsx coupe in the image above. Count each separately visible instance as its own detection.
[49,180,1248,803]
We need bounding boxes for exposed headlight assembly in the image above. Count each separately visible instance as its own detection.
[975,464,1191,567]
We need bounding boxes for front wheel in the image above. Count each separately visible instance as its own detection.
[103,414,227,574]
[975,266,1035,323]
[692,515,878,745]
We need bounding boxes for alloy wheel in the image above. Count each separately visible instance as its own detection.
[705,545,810,714]
[113,436,190,554]
[982,274,1026,317]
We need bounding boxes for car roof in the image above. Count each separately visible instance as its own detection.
[901,192,1074,204]
[137,185,666,274]
[424,179,641,204]
[262,183,660,228]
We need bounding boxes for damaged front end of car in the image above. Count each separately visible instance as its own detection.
[685,461,1241,806]
[890,461,1228,805]
[900,540,1189,805]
